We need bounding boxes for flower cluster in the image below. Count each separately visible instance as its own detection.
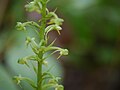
[14,0,68,90]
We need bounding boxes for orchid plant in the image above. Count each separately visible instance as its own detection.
[13,0,68,90]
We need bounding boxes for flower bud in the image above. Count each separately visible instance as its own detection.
[18,58,27,64]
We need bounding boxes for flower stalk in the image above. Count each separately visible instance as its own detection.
[37,2,46,90]
[14,0,68,90]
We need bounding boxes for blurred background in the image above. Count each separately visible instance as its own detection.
[0,0,120,90]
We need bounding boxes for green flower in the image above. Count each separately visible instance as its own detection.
[13,75,22,85]
[49,18,64,26]
[16,22,26,31]
[45,24,62,36]
[55,85,64,90]
[25,1,41,13]
[59,49,69,56]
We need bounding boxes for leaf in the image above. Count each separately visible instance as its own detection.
[31,63,38,74]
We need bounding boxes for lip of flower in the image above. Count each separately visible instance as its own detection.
[54,25,62,31]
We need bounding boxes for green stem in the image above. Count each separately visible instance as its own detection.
[39,2,46,40]
[37,1,47,90]
[37,54,43,90]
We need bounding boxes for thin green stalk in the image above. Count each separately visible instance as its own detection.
[37,56,43,90]
[39,3,46,40]
[37,2,47,90]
